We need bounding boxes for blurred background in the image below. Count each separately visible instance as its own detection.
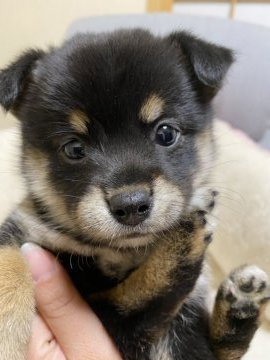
[0,1,269,69]
[0,1,269,77]
[0,1,269,126]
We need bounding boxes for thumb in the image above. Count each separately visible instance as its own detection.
[21,243,121,360]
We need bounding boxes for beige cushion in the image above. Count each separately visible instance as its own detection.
[0,127,25,224]
[210,121,270,287]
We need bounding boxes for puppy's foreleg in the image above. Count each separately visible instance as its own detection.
[0,246,35,360]
[0,213,35,360]
[91,195,215,359]
[210,265,270,360]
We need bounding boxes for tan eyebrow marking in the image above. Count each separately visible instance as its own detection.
[69,110,90,135]
[140,94,164,123]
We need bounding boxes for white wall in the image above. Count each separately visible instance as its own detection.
[0,0,146,129]
[174,2,270,28]
[0,0,146,68]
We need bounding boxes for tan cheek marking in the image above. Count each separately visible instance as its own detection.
[140,94,164,123]
[0,247,35,358]
[149,176,185,229]
[23,147,72,228]
[76,186,115,240]
[69,110,89,135]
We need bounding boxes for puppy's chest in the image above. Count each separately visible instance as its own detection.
[56,248,148,296]
[16,205,149,293]
[93,247,149,280]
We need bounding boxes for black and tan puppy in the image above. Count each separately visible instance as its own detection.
[0,29,269,360]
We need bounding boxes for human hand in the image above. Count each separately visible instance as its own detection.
[21,243,122,360]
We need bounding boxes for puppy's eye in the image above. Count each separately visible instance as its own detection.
[62,140,86,160]
[155,125,179,147]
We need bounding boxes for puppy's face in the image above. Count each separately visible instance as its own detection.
[0,29,233,251]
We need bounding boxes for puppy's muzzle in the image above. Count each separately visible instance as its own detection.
[108,189,152,226]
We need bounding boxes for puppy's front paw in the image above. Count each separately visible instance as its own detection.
[219,265,270,319]
[191,188,218,244]
[190,187,218,213]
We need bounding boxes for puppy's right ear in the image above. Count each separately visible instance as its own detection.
[0,49,44,111]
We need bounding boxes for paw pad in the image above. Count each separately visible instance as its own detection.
[221,265,270,319]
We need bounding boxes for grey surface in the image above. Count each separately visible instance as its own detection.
[66,14,270,142]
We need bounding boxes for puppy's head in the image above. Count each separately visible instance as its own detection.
[0,29,233,250]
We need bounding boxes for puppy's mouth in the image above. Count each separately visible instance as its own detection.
[76,178,186,249]
[125,231,147,239]
[109,233,156,249]
[83,220,159,249]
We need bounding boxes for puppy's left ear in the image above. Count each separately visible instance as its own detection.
[167,31,234,99]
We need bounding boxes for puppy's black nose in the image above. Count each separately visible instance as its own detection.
[109,190,152,226]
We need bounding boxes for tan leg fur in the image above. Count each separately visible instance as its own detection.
[210,265,270,360]
[91,223,206,314]
[0,247,35,360]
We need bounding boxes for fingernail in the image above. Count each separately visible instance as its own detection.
[21,242,56,282]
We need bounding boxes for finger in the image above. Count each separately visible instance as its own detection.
[21,243,122,360]
[27,314,65,360]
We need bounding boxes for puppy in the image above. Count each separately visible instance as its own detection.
[0,29,269,360]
